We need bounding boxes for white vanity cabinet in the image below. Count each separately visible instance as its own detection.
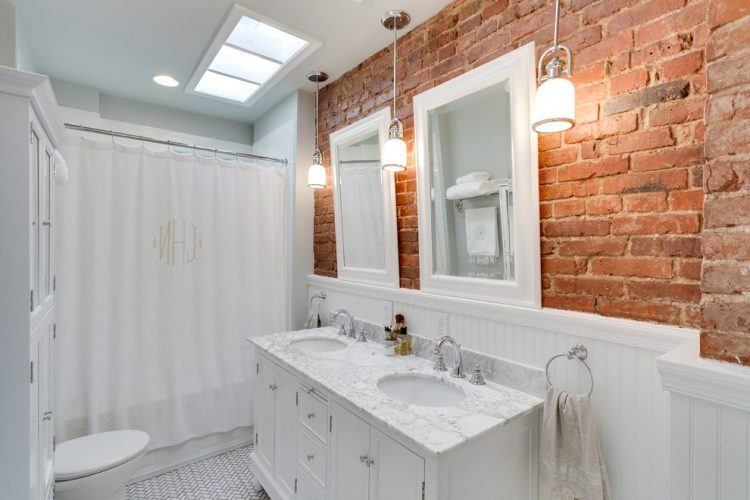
[251,347,539,500]
[0,67,64,500]
[330,403,424,500]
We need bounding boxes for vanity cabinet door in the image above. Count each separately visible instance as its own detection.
[369,428,425,500]
[330,403,370,500]
[254,355,276,474]
[273,365,298,498]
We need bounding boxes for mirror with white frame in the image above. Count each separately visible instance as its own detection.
[331,107,399,287]
[414,43,540,307]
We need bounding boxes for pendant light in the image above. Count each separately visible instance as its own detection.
[381,10,410,173]
[307,70,329,189]
[532,0,575,133]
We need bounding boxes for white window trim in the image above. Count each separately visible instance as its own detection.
[186,4,321,107]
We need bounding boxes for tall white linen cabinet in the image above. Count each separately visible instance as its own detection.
[0,66,65,500]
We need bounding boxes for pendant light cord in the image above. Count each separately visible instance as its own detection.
[315,79,319,151]
[392,24,397,120]
[553,0,560,49]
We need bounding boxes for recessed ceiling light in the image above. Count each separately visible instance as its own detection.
[153,75,179,87]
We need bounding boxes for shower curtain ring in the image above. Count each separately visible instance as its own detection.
[79,124,84,139]
[110,130,115,145]
[214,147,218,158]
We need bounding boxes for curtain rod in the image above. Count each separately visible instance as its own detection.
[65,123,288,165]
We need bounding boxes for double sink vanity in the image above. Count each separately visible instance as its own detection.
[247,319,544,500]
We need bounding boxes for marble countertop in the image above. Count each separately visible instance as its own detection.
[248,327,543,456]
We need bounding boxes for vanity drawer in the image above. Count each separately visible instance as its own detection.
[298,426,327,488]
[297,468,326,500]
[299,386,328,443]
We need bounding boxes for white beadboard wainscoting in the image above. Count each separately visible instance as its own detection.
[659,339,750,500]
[308,275,697,500]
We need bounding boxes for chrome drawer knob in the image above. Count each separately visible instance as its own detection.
[306,454,314,461]
[307,412,315,419]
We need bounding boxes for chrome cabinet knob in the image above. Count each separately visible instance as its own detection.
[42,411,52,421]
[307,412,315,419]
[306,454,314,461]
[269,384,278,391]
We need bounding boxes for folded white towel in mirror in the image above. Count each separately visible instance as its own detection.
[456,171,491,184]
[446,181,497,200]
[465,206,499,265]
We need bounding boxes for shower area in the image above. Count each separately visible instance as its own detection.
[52,100,304,475]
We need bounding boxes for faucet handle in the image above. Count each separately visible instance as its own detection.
[469,364,494,385]
[357,328,367,342]
[337,323,346,336]
[434,352,448,371]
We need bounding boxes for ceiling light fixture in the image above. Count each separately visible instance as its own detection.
[381,10,410,173]
[532,0,575,133]
[307,70,329,189]
[153,75,179,88]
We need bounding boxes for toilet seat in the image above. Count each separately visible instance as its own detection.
[55,430,149,481]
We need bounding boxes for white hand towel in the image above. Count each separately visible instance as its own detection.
[465,206,499,265]
[456,171,491,184]
[54,150,69,185]
[446,181,497,200]
[304,311,321,329]
[541,387,611,500]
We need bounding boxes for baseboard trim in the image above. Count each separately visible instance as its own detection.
[130,427,253,483]
[308,275,696,352]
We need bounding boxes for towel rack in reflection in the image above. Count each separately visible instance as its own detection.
[309,291,326,311]
[545,344,594,396]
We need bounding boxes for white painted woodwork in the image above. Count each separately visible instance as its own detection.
[255,354,276,475]
[274,365,299,498]
[658,339,750,499]
[413,43,540,308]
[369,427,425,500]
[329,402,370,500]
[0,66,63,500]
[329,107,400,288]
[308,275,699,500]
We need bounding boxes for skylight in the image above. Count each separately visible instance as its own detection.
[188,6,319,105]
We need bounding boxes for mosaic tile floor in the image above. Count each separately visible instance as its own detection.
[127,445,270,500]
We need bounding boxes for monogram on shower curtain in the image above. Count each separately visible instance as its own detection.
[55,137,287,450]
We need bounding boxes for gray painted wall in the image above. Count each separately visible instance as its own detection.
[51,78,253,145]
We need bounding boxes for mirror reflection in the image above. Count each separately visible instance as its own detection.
[428,80,514,281]
[336,133,385,270]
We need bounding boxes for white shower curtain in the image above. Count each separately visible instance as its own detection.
[55,138,287,449]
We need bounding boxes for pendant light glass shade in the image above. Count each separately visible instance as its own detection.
[532,76,575,133]
[307,157,326,188]
[382,136,407,172]
[532,0,575,134]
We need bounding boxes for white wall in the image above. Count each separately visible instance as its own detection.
[253,90,314,331]
[308,275,697,500]
[0,0,36,71]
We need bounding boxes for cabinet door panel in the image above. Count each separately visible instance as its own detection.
[273,365,298,498]
[369,428,424,500]
[330,403,370,500]
[254,355,275,473]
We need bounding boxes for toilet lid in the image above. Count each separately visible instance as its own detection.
[55,430,150,481]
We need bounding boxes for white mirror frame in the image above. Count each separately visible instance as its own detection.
[330,107,400,288]
[413,42,541,308]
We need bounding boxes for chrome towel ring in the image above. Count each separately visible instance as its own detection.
[545,343,594,397]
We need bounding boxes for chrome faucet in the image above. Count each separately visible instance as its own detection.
[332,309,355,339]
[434,336,464,378]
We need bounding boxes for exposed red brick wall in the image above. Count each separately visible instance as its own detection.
[700,0,750,364]
[314,0,710,328]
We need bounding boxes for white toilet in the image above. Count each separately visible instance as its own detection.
[54,430,150,500]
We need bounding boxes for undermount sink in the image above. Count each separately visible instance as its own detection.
[289,336,348,353]
[377,374,466,407]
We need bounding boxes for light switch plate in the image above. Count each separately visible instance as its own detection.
[432,312,449,338]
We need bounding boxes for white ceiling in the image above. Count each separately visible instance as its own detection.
[12,0,452,123]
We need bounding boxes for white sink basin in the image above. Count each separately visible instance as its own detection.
[289,337,348,353]
[377,374,466,407]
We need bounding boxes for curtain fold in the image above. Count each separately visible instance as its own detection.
[55,138,287,449]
